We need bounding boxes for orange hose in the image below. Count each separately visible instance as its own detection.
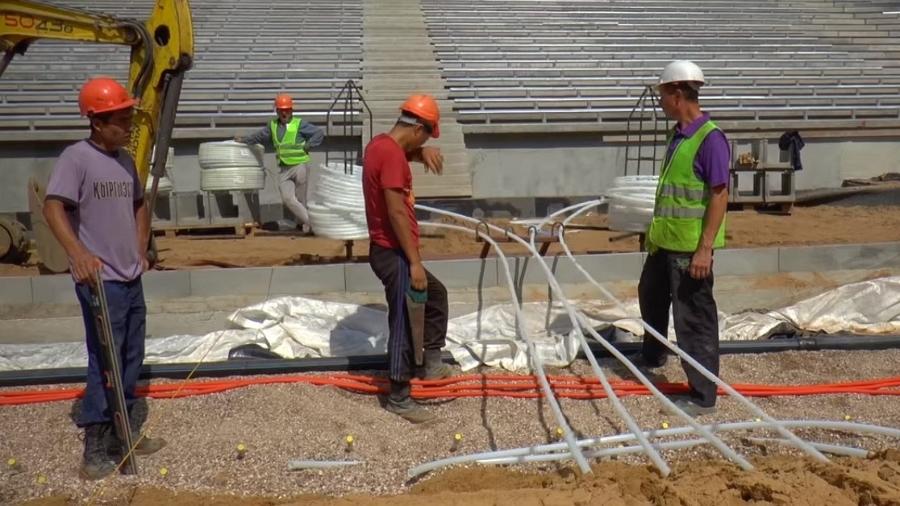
[1,373,898,406]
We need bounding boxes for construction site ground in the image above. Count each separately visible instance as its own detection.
[2,204,900,277]
[1,350,899,505]
[2,199,899,504]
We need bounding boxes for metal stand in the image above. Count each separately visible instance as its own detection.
[325,79,374,175]
[624,86,670,176]
[729,139,796,213]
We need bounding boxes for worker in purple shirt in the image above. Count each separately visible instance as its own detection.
[43,77,165,480]
[636,61,730,417]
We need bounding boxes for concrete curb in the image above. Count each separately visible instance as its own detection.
[2,242,898,305]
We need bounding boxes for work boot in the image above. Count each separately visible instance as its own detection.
[80,424,116,480]
[384,380,436,424]
[667,398,717,417]
[417,349,455,380]
[103,422,167,459]
[632,353,668,370]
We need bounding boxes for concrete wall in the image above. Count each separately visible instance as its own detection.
[464,133,900,199]
[0,136,360,223]
[2,242,898,306]
[791,138,900,188]
[2,133,897,218]
[465,133,626,199]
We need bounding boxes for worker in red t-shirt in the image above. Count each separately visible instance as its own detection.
[362,94,453,424]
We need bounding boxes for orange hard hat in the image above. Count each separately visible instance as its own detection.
[78,77,136,116]
[400,94,440,138]
[275,93,293,110]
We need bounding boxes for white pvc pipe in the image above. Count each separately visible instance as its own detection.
[510,199,600,228]
[408,420,899,478]
[530,200,759,470]
[520,223,749,473]
[476,437,869,466]
[534,199,602,231]
[421,221,592,474]
[745,438,869,458]
[478,438,706,465]
[287,460,362,470]
[423,207,749,473]
[419,208,673,475]
[553,202,831,464]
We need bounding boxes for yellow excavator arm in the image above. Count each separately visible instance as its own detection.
[0,0,193,270]
[0,0,194,187]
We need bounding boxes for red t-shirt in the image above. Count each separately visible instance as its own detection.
[362,134,419,249]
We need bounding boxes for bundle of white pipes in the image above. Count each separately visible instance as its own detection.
[408,202,858,478]
[306,162,369,240]
[198,141,266,191]
[605,175,658,233]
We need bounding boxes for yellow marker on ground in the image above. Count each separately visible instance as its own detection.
[159,467,169,477]
[661,421,670,429]
[7,458,16,468]
[36,475,47,485]
[236,443,247,459]
[555,427,565,439]
[344,435,354,452]
[450,432,463,452]
[844,415,853,421]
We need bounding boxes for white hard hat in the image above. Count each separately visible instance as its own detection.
[657,60,705,87]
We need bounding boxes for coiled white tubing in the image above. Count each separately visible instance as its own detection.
[198,141,265,169]
[200,167,266,191]
[307,162,369,240]
[606,175,658,233]
[198,141,266,192]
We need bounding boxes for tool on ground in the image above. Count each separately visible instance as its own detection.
[87,272,137,475]
[406,287,428,366]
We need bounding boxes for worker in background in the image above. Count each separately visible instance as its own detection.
[362,94,454,424]
[235,93,324,234]
[43,77,165,480]
[637,61,730,417]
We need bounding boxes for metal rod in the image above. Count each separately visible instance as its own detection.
[89,273,138,475]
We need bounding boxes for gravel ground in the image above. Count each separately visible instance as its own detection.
[1,350,898,504]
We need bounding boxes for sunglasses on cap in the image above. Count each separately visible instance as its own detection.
[399,113,434,136]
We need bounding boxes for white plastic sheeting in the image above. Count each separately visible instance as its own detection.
[1,276,899,372]
[0,298,618,372]
[718,275,900,341]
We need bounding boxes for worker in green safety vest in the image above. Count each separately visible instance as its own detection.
[236,93,325,234]
[636,61,730,417]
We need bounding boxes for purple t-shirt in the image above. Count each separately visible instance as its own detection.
[664,113,730,188]
[46,140,144,282]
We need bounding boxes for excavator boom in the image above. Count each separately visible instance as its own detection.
[0,0,193,271]
[0,0,194,185]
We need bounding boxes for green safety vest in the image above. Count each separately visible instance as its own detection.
[270,117,310,166]
[647,118,726,252]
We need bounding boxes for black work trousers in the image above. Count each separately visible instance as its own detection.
[369,243,448,382]
[638,249,720,407]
